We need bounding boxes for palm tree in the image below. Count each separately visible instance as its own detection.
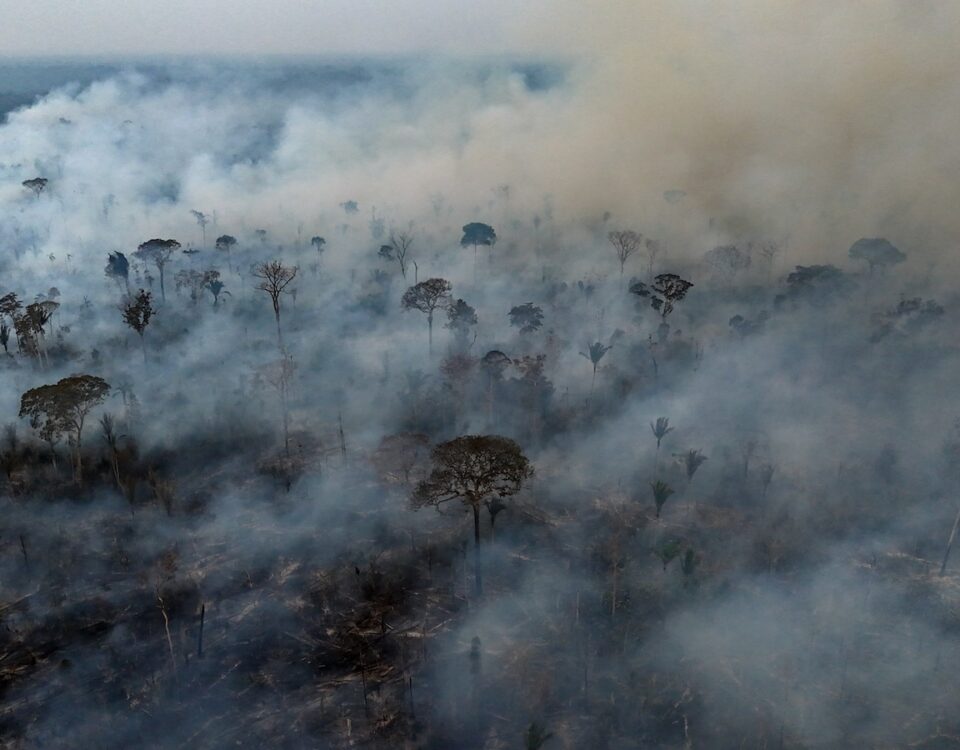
[675,448,707,515]
[580,342,611,394]
[654,538,682,570]
[651,416,673,472]
[651,479,674,518]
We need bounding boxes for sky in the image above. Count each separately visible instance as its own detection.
[0,0,551,57]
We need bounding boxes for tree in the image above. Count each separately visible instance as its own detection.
[704,244,751,280]
[651,416,672,474]
[644,238,662,281]
[206,278,228,307]
[135,239,180,302]
[310,236,326,256]
[446,298,478,351]
[848,238,906,274]
[677,448,707,482]
[776,265,854,307]
[654,538,682,570]
[630,273,694,319]
[650,479,675,518]
[509,303,544,334]
[254,353,296,457]
[608,230,642,278]
[651,416,672,449]
[22,177,47,198]
[99,412,125,498]
[371,432,431,486]
[676,447,706,514]
[190,210,209,247]
[175,269,220,305]
[412,435,533,596]
[384,230,414,280]
[19,374,110,482]
[580,341,611,393]
[122,290,154,363]
[401,278,452,355]
[215,234,237,269]
[481,350,512,424]
[105,251,130,293]
[24,300,58,367]
[252,260,298,347]
[460,222,497,273]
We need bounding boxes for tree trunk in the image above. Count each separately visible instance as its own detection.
[472,503,483,597]
[274,307,283,347]
[940,506,960,575]
[427,313,433,355]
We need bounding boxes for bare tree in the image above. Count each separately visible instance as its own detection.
[252,260,298,347]
[412,435,533,596]
[255,353,296,457]
[608,230,642,279]
[387,230,414,279]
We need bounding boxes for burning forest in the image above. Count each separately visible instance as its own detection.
[2,2,960,748]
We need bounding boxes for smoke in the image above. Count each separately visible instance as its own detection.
[0,7,959,746]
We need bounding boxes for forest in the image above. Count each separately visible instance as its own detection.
[2,7,960,748]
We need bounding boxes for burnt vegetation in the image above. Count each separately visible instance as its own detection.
[0,62,958,750]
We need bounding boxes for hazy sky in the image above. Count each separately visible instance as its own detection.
[0,0,558,56]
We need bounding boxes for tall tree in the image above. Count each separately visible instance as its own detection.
[580,341,611,393]
[412,435,533,596]
[19,374,110,483]
[608,230,642,278]
[22,177,47,198]
[190,210,209,247]
[630,273,694,320]
[135,239,180,302]
[122,290,154,363]
[460,222,497,274]
[105,251,131,293]
[446,298,478,351]
[252,260,298,347]
[508,303,544,334]
[402,278,452,355]
[848,238,906,274]
[383,230,414,279]
[215,234,237,269]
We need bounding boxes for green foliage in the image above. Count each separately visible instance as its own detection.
[655,538,683,570]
